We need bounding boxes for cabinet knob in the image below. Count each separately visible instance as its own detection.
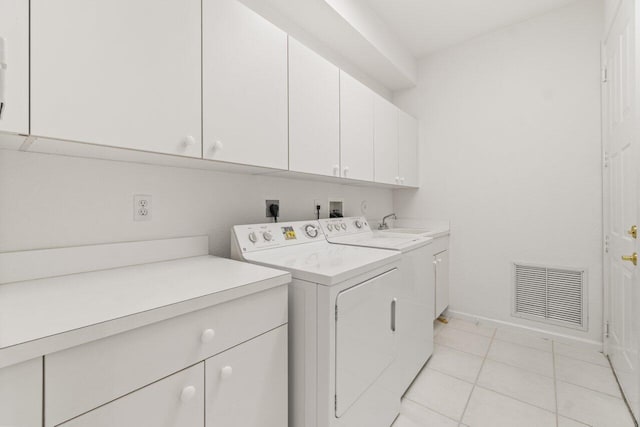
[343,166,349,176]
[333,165,340,176]
[221,365,233,379]
[180,385,196,403]
[433,260,438,265]
[200,329,215,343]
[212,140,224,151]
[182,135,195,147]
[395,176,400,183]
[437,258,442,263]
[400,177,405,183]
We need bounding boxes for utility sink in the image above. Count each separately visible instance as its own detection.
[380,228,430,235]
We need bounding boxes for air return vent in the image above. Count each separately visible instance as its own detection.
[513,263,586,330]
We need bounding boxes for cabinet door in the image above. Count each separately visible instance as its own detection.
[206,325,287,427]
[340,71,374,181]
[288,37,340,177]
[0,358,42,427]
[60,363,204,427]
[374,96,399,185]
[398,110,419,187]
[31,0,201,157]
[203,0,288,169]
[0,0,28,134]
[435,250,450,318]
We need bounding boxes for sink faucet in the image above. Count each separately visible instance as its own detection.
[379,213,397,230]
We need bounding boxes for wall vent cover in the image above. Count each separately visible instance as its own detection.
[512,263,586,330]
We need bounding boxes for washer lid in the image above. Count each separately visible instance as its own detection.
[242,241,400,286]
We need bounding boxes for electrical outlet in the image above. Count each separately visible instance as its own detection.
[134,194,152,221]
[265,199,279,218]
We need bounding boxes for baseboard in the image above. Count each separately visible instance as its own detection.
[446,309,604,352]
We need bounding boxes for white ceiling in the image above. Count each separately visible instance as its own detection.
[365,0,583,58]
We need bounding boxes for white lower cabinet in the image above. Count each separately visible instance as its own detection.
[206,326,287,427]
[42,286,287,427]
[60,363,205,427]
[432,237,450,319]
[0,358,42,427]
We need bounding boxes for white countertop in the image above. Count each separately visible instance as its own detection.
[0,255,290,368]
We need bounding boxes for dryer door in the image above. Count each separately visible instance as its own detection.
[335,268,398,417]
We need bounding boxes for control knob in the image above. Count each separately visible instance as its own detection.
[305,224,319,238]
[341,223,347,230]
[263,231,273,241]
[355,220,363,229]
[327,224,333,231]
[248,231,258,243]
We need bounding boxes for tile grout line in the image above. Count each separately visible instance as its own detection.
[552,340,559,427]
[456,326,497,426]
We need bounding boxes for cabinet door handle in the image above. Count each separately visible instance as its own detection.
[200,328,215,343]
[221,365,233,379]
[180,385,196,403]
[212,140,224,151]
[333,164,340,176]
[343,166,349,177]
[182,135,195,147]
[0,37,7,120]
[390,298,397,332]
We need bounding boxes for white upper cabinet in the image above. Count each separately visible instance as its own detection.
[30,0,201,157]
[0,0,28,135]
[374,96,399,185]
[340,71,374,181]
[398,110,419,187]
[203,0,288,169]
[288,37,340,177]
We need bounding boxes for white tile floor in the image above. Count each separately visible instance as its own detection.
[393,318,636,427]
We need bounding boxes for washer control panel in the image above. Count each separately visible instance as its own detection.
[319,216,371,237]
[233,220,325,252]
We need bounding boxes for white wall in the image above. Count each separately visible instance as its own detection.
[393,0,604,343]
[0,150,393,256]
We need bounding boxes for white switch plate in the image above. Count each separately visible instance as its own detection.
[134,194,152,221]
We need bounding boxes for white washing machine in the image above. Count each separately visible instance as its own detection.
[319,217,435,396]
[231,220,402,427]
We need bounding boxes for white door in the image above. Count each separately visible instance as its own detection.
[603,0,640,420]
[203,0,288,169]
[335,268,397,417]
[398,111,419,187]
[289,37,340,177]
[340,71,374,181]
[60,363,204,427]
[0,0,28,134]
[205,326,287,427]
[31,0,201,157]
[374,96,399,185]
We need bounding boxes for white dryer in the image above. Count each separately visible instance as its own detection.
[231,220,402,427]
[319,217,435,396]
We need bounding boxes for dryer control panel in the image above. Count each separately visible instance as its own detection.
[319,216,371,237]
[232,220,325,253]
